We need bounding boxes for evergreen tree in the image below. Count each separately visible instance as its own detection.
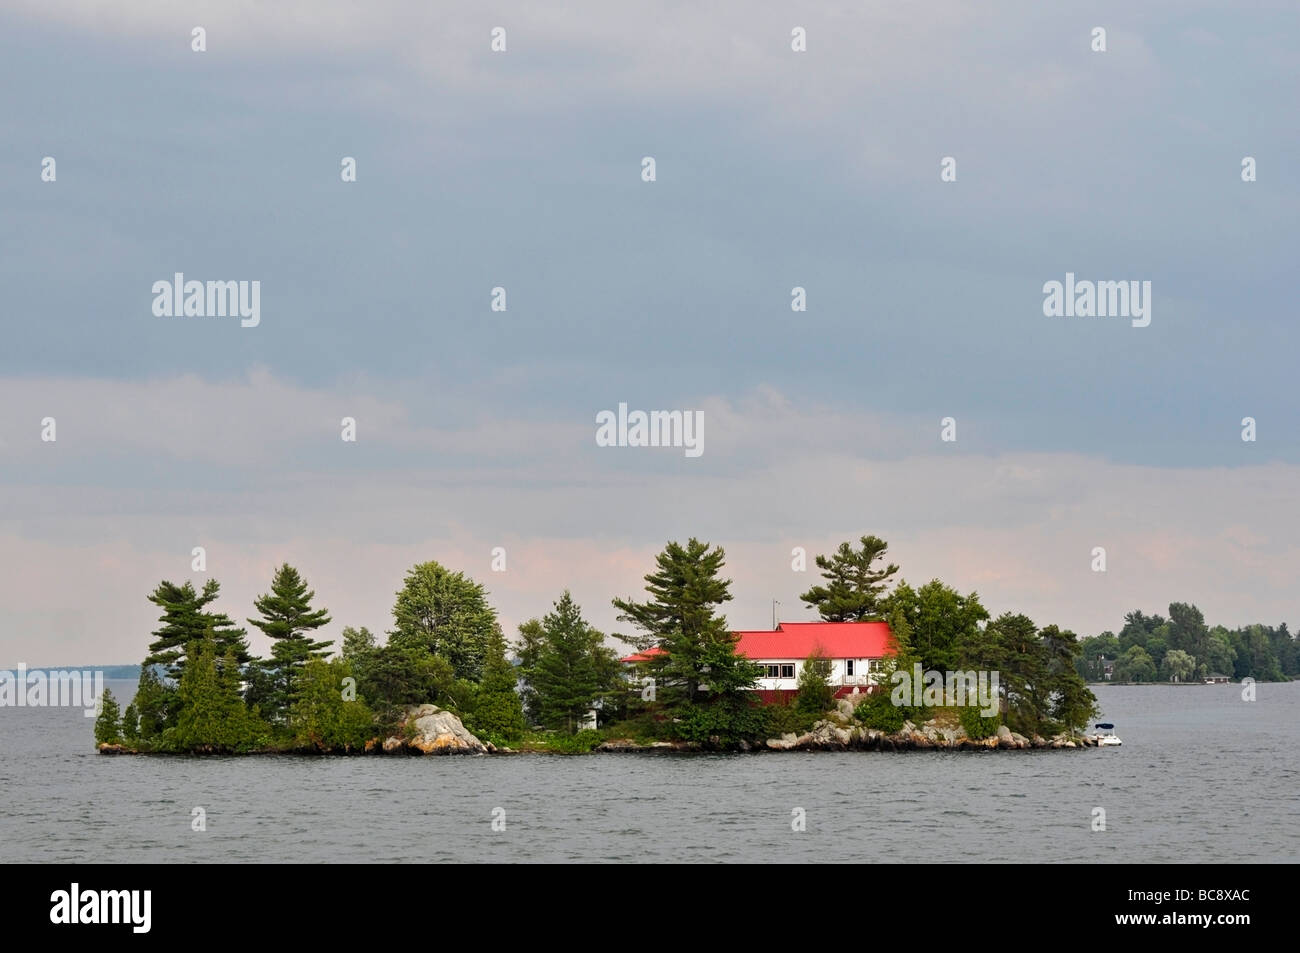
[289,658,375,751]
[612,538,760,707]
[389,561,498,682]
[145,578,249,678]
[531,592,616,733]
[795,647,835,714]
[132,664,171,740]
[247,564,333,719]
[121,702,140,743]
[514,618,546,723]
[172,639,261,751]
[93,688,123,745]
[466,627,527,742]
[800,535,900,622]
[1041,624,1097,733]
[978,612,1048,736]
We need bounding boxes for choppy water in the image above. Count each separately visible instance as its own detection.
[2,679,1296,862]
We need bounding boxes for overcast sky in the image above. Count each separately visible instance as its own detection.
[2,1,1298,665]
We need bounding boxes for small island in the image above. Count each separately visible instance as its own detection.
[93,534,1291,757]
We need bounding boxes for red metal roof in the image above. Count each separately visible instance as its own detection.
[619,621,893,663]
[736,622,893,660]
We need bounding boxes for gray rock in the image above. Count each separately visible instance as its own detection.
[387,704,487,755]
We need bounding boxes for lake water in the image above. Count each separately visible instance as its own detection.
[2,679,1297,862]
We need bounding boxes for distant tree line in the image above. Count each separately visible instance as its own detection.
[1077,606,1297,684]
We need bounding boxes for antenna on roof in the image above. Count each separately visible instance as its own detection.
[772,599,781,631]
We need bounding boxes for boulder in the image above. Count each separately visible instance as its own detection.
[386,704,487,755]
[836,698,857,719]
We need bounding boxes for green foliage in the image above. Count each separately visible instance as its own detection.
[1115,645,1157,683]
[247,564,333,720]
[526,591,620,733]
[168,641,267,752]
[612,538,759,708]
[766,700,818,736]
[795,647,834,714]
[958,704,1000,740]
[542,730,604,754]
[390,561,498,682]
[672,696,771,747]
[1161,648,1197,682]
[93,688,123,745]
[121,702,139,743]
[799,535,899,622]
[888,579,989,672]
[132,665,171,740]
[855,693,905,732]
[464,628,526,743]
[288,658,375,751]
[350,640,460,723]
[145,578,249,679]
[513,618,546,722]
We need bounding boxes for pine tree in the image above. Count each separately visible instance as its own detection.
[532,592,613,732]
[795,647,835,713]
[514,618,546,722]
[800,535,900,622]
[173,640,260,751]
[247,564,333,719]
[1042,625,1098,733]
[93,688,123,746]
[145,578,249,678]
[121,702,140,743]
[612,538,759,706]
[467,627,527,742]
[132,664,171,740]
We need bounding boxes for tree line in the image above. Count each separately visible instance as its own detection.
[1077,606,1298,683]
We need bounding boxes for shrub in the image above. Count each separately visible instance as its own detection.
[544,730,604,754]
[958,704,1000,740]
[93,688,123,746]
[795,648,835,714]
[855,693,905,732]
[767,701,818,736]
[673,698,771,747]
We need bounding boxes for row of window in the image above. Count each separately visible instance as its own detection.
[760,659,874,679]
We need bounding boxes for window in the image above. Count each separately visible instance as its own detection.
[780,664,795,679]
[846,659,856,676]
[763,664,780,679]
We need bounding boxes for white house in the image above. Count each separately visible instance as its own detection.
[620,620,895,703]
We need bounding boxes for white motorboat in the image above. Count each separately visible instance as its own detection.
[1094,722,1122,746]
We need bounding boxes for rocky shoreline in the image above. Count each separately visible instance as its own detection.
[98,703,1106,756]
[596,718,1100,753]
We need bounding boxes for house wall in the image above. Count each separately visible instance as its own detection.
[752,657,883,693]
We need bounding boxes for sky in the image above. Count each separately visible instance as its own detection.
[2,1,1298,665]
